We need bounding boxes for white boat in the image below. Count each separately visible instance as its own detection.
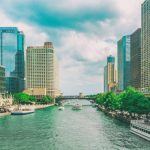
[130,119,150,141]
[11,108,35,115]
[72,104,82,110]
[58,106,64,110]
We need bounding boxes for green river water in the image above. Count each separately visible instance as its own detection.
[0,100,150,150]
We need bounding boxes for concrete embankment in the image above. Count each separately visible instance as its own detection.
[33,104,54,109]
[0,112,11,118]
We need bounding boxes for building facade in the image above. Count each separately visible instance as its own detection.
[104,65,108,92]
[130,28,141,89]
[141,0,150,91]
[117,35,131,91]
[0,27,25,93]
[104,55,116,92]
[0,66,5,94]
[26,42,60,98]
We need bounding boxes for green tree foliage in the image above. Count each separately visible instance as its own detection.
[14,93,36,104]
[95,87,150,114]
[121,87,150,114]
[55,96,63,103]
[41,96,54,104]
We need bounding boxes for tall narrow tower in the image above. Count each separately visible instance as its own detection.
[104,55,116,92]
[0,27,25,93]
[141,0,150,91]
[130,28,141,89]
[117,35,131,91]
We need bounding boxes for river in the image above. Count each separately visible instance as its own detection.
[0,100,149,150]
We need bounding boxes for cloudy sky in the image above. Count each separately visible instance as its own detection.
[0,0,144,95]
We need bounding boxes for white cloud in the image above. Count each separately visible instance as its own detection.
[0,0,144,95]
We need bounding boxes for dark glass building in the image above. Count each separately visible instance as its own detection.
[0,27,25,93]
[117,35,131,91]
[130,28,141,89]
[0,65,5,94]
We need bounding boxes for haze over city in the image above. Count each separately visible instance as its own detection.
[0,0,145,95]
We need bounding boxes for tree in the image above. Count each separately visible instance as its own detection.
[95,86,150,115]
[41,96,54,104]
[14,93,30,104]
[14,93,37,104]
[121,87,150,114]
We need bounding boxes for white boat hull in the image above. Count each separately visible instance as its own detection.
[11,110,35,115]
[130,120,150,141]
[72,104,82,110]
[58,107,64,110]
[130,128,150,141]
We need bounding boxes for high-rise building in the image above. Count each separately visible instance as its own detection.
[141,0,150,91]
[26,42,60,98]
[104,65,108,92]
[104,55,116,92]
[130,28,141,89]
[0,27,25,93]
[0,65,5,94]
[117,35,131,91]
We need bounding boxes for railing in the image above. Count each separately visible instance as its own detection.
[59,96,91,99]
[131,120,150,131]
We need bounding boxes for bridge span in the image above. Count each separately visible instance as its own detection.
[58,95,91,100]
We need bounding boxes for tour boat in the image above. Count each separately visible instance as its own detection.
[92,103,98,107]
[58,106,64,110]
[130,119,150,141]
[11,108,35,115]
[72,103,82,110]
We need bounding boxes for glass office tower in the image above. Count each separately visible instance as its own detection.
[0,27,25,93]
[117,35,131,91]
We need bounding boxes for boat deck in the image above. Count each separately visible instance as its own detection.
[131,120,150,131]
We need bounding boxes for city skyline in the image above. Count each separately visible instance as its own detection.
[0,0,145,95]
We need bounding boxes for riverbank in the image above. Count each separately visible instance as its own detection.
[0,112,11,118]
[33,104,54,109]
[97,105,142,124]
[0,104,54,118]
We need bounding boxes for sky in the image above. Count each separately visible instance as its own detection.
[0,0,145,95]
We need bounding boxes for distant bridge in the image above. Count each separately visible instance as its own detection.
[58,95,92,100]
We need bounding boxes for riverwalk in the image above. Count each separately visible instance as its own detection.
[0,104,54,118]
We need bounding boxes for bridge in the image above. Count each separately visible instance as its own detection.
[58,95,92,100]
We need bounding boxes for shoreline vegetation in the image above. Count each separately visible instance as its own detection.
[0,104,54,118]
[0,92,55,118]
[93,87,150,123]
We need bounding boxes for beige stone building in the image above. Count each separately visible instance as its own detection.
[23,88,46,100]
[26,42,60,98]
[104,55,117,92]
[141,0,150,92]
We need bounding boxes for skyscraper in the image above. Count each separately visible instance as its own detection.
[141,0,150,91]
[0,65,5,94]
[0,27,25,93]
[104,55,116,92]
[26,42,60,98]
[117,35,131,91]
[104,65,108,92]
[130,28,141,89]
